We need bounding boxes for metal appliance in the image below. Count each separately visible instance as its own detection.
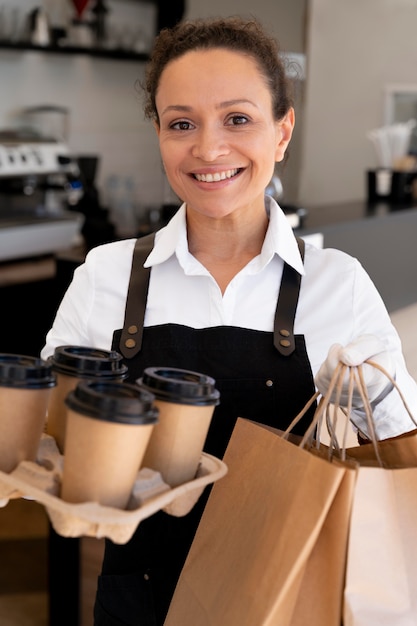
[0,130,84,262]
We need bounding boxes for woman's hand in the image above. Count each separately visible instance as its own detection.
[315,334,395,407]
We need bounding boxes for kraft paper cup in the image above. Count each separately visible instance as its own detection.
[61,380,158,509]
[0,353,56,473]
[137,367,220,487]
[46,345,128,453]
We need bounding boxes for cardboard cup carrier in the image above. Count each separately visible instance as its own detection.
[61,379,158,509]
[137,367,220,487]
[0,353,56,473]
[46,345,128,453]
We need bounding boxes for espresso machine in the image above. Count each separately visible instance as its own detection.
[0,129,84,262]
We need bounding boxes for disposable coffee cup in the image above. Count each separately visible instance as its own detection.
[0,353,56,473]
[61,380,158,508]
[46,345,128,453]
[137,367,220,487]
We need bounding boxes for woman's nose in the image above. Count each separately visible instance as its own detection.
[191,127,229,161]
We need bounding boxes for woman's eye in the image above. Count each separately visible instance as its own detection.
[170,120,194,131]
[227,115,249,126]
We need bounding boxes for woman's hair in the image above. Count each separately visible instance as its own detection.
[142,15,294,124]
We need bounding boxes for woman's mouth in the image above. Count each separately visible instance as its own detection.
[193,168,241,182]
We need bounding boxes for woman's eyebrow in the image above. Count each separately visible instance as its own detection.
[161,99,257,117]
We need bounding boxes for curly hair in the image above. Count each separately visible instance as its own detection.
[142,15,294,124]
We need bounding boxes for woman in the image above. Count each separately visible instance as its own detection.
[41,16,417,625]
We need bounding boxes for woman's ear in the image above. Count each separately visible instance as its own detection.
[275,107,295,162]
[153,119,161,137]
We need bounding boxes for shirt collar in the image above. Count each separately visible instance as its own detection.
[263,195,305,275]
[145,195,305,276]
[144,205,187,267]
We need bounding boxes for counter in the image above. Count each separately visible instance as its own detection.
[298,199,412,230]
[0,255,55,287]
[297,200,417,312]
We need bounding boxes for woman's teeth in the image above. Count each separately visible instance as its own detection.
[194,168,239,182]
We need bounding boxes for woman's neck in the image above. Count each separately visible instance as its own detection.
[186,205,269,294]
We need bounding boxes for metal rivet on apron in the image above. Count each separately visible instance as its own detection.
[127,324,138,335]
[265,379,273,387]
[279,339,291,348]
[279,329,290,337]
[125,338,136,349]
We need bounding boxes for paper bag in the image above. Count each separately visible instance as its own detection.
[327,360,417,626]
[346,427,417,467]
[343,463,417,626]
[343,407,417,624]
[164,417,356,626]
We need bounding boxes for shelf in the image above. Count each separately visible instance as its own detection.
[0,40,149,62]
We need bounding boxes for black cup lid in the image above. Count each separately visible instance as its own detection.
[48,345,128,379]
[137,366,220,406]
[65,380,159,425]
[0,353,56,389]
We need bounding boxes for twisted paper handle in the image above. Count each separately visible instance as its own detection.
[284,359,417,467]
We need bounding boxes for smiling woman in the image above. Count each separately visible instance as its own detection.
[40,15,417,626]
[153,47,294,237]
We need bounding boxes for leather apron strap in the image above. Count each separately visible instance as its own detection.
[119,233,305,359]
[274,236,305,356]
[119,232,155,359]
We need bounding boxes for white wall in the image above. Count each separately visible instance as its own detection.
[185,0,305,52]
[300,0,417,207]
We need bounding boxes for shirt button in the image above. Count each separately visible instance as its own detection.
[265,379,273,387]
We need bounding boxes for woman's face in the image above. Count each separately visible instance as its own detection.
[154,48,294,220]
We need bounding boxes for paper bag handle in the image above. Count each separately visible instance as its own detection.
[283,360,417,467]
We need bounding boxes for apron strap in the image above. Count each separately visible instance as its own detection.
[273,236,305,356]
[119,233,305,359]
[119,233,155,359]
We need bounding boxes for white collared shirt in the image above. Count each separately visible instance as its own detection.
[42,196,417,438]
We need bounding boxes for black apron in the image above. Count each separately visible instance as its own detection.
[94,234,317,626]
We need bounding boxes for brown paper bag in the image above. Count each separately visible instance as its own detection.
[346,427,417,466]
[338,363,417,625]
[312,360,417,626]
[164,416,357,626]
